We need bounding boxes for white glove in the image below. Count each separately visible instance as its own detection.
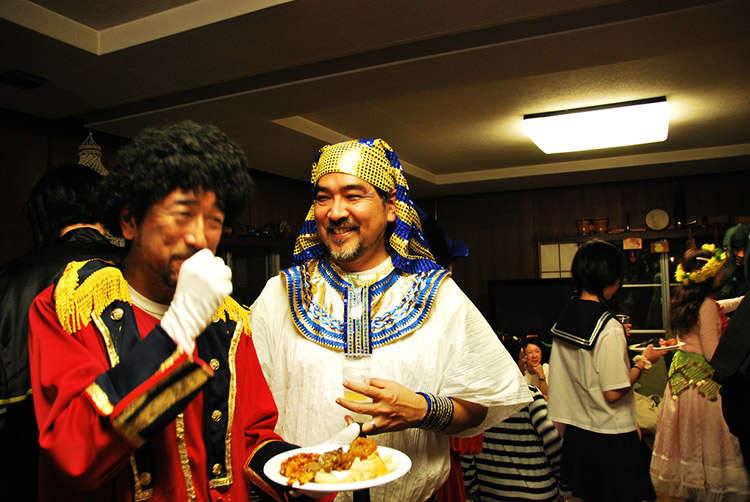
[161,249,233,353]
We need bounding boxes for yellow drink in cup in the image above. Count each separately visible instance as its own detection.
[342,353,372,403]
[344,389,369,402]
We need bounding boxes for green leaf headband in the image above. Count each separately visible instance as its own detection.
[675,243,727,284]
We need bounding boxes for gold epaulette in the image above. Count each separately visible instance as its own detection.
[215,296,252,336]
[55,260,131,334]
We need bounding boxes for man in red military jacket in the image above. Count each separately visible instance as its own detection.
[28,121,326,502]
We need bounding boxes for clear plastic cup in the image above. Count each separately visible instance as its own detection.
[342,353,371,402]
[616,314,631,336]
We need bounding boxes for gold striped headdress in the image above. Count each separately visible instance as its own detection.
[292,139,439,273]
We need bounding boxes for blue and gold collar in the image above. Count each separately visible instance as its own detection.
[281,257,449,353]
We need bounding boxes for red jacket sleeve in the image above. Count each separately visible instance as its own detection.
[29,285,133,489]
[29,285,211,491]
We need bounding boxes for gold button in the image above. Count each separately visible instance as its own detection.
[210,358,220,371]
[212,463,222,475]
[138,472,152,485]
[211,410,223,422]
[110,308,124,321]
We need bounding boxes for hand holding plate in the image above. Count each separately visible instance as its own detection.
[641,344,663,362]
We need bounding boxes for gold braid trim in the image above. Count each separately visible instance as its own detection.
[245,440,285,502]
[55,260,131,334]
[216,297,252,337]
[130,455,153,502]
[176,413,197,501]
[85,381,114,416]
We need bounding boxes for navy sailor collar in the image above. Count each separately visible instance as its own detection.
[550,298,613,350]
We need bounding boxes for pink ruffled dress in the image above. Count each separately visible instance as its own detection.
[651,296,749,502]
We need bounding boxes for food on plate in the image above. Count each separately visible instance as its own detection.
[280,452,321,485]
[344,452,391,482]
[631,337,680,350]
[348,436,377,459]
[278,436,397,486]
[630,338,657,350]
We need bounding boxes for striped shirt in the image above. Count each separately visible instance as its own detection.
[461,386,562,501]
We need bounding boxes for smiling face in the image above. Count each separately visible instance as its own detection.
[313,172,396,273]
[524,343,543,367]
[120,188,225,303]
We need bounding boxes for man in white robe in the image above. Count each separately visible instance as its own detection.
[251,138,530,502]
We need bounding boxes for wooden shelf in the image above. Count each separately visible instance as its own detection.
[538,226,727,244]
[575,227,724,243]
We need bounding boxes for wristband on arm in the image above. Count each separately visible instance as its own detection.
[632,354,653,372]
[414,392,454,432]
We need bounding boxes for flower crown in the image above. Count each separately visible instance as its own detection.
[675,244,726,285]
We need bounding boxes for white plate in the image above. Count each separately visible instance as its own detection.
[629,341,684,352]
[264,444,411,493]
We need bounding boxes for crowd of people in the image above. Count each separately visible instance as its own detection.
[0,120,748,502]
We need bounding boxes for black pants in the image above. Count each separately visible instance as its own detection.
[0,398,39,502]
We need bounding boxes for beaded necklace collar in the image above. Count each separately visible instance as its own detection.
[281,257,449,353]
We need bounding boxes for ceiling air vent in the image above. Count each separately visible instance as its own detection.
[0,70,47,90]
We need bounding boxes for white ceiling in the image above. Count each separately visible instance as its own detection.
[1,0,748,197]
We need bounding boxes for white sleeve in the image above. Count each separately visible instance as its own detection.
[594,321,631,392]
[248,275,286,387]
[718,295,744,314]
[437,279,532,435]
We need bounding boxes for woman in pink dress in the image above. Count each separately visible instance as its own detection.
[651,244,749,501]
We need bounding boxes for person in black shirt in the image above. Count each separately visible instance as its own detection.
[0,164,124,502]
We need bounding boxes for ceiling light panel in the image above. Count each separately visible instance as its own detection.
[522,97,670,154]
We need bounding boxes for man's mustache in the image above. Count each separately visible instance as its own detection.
[325,219,359,233]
